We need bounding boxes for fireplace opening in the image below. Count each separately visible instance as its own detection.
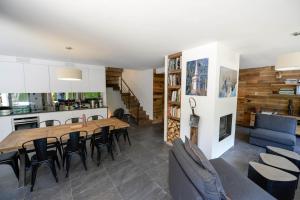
[219,114,232,141]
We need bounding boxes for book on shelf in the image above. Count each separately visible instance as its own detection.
[168,74,181,86]
[168,106,181,118]
[297,86,300,95]
[168,57,181,71]
[279,88,295,95]
[170,89,181,102]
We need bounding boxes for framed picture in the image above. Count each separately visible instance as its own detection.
[186,58,209,96]
[219,66,237,98]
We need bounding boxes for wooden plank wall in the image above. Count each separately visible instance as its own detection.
[238,66,300,126]
[153,71,164,123]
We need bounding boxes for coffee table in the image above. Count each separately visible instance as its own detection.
[248,161,297,200]
[259,153,300,186]
[266,146,300,168]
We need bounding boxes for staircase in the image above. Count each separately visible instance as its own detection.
[106,67,152,126]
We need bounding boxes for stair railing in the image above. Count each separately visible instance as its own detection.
[119,76,140,125]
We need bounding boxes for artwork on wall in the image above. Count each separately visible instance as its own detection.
[219,66,237,98]
[186,58,209,96]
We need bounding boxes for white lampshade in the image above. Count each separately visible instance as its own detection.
[275,52,300,71]
[56,68,82,81]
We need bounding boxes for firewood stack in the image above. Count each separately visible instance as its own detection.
[167,119,180,143]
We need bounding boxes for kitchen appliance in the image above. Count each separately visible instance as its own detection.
[13,116,39,131]
[0,106,12,116]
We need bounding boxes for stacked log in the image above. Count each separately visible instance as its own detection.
[167,119,180,143]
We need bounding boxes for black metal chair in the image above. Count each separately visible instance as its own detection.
[65,117,80,124]
[91,126,114,166]
[0,151,19,180]
[60,131,88,177]
[87,115,104,121]
[111,108,131,146]
[39,120,61,127]
[22,137,61,192]
[38,120,63,159]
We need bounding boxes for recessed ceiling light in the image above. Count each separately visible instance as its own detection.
[65,46,73,50]
[291,32,300,37]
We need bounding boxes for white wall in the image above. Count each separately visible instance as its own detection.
[180,42,219,158]
[211,43,240,158]
[122,69,153,119]
[165,42,240,159]
[106,87,128,117]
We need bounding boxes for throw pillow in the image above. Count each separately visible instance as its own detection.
[184,136,229,200]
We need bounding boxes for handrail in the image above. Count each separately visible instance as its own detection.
[119,76,140,125]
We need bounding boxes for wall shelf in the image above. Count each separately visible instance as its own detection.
[168,85,181,90]
[166,52,182,143]
[168,101,181,106]
[271,83,300,87]
[168,69,181,74]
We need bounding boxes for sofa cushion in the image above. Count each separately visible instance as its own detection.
[250,128,296,146]
[210,158,276,200]
[173,139,224,200]
[255,114,297,134]
[184,137,228,199]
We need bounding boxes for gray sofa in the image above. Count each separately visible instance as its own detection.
[169,139,275,200]
[249,114,297,151]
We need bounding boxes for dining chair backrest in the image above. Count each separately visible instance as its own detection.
[113,108,125,120]
[87,115,104,121]
[68,131,80,151]
[60,131,87,152]
[92,126,113,144]
[22,137,59,162]
[65,117,80,124]
[39,120,61,127]
[33,138,48,161]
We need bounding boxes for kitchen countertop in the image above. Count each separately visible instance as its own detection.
[0,106,108,117]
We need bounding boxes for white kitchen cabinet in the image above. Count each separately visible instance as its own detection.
[49,66,72,92]
[0,116,13,142]
[0,62,25,93]
[89,68,106,92]
[24,64,50,93]
[71,67,89,92]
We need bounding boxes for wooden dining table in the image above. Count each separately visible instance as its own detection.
[0,118,129,187]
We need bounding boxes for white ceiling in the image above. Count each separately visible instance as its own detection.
[0,0,299,69]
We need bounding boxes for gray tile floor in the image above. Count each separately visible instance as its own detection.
[0,124,299,200]
[0,124,171,200]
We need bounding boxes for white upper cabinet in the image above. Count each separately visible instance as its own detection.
[0,62,25,93]
[71,67,89,92]
[89,68,106,92]
[24,64,50,93]
[49,66,72,92]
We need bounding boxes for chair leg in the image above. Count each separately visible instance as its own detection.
[80,151,88,171]
[25,153,31,168]
[30,164,39,192]
[62,151,66,167]
[55,156,61,170]
[96,147,101,167]
[65,154,71,178]
[125,129,131,146]
[49,160,58,182]
[11,156,19,179]
[109,144,114,160]
[91,142,95,158]
[56,141,63,159]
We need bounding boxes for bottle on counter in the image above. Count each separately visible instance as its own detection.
[82,114,87,127]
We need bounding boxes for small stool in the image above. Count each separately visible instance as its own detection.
[259,153,300,187]
[266,146,300,168]
[248,161,297,200]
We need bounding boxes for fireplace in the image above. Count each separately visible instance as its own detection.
[219,114,232,141]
